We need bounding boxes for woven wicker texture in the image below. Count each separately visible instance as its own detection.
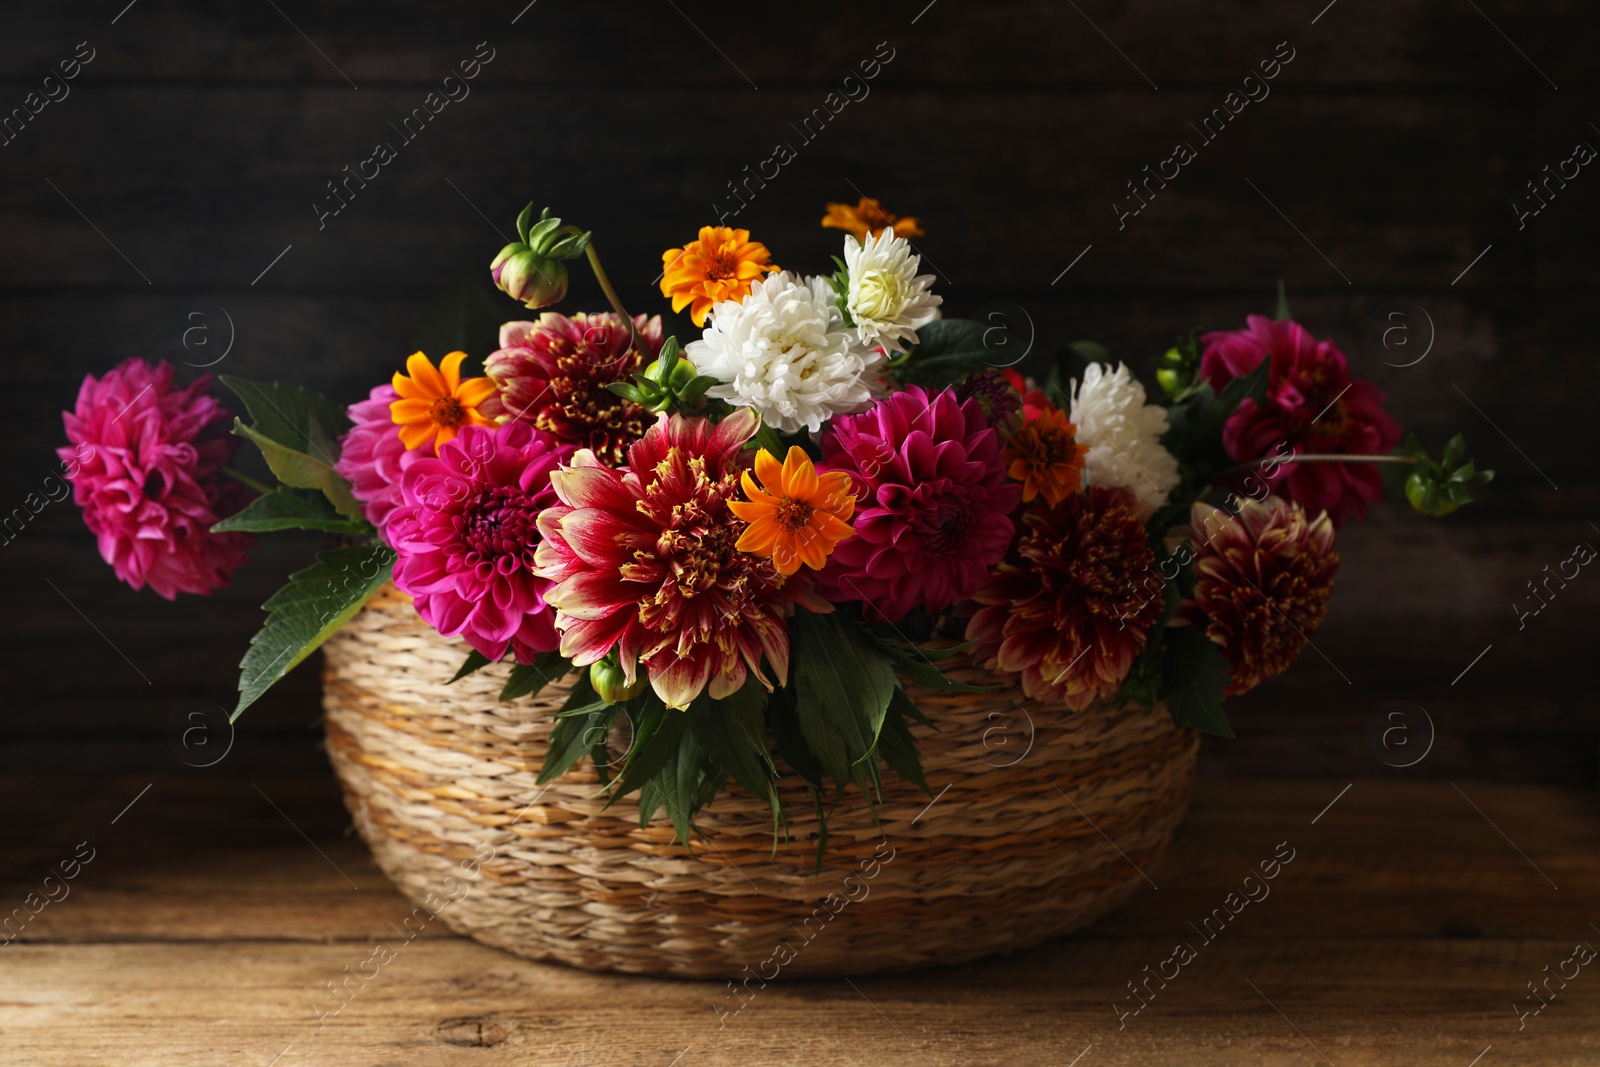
[322,584,1200,978]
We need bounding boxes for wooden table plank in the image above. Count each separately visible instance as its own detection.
[3,776,1598,1063]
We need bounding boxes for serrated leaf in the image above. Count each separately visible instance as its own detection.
[1159,627,1235,738]
[500,651,570,701]
[212,487,371,535]
[877,693,930,793]
[449,649,493,683]
[233,544,393,720]
[220,377,360,518]
[694,678,777,807]
[612,694,706,801]
[539,701,623,785]
[789,611,897,789]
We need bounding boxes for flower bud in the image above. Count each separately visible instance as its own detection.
[488,204,592,309]
[589,657,645,704]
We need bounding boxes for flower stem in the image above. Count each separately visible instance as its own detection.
[1212,452,1416,486]
[223,466,273,494]
[580,240,648,358]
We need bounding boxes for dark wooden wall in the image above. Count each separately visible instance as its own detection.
[1,1,1594,780]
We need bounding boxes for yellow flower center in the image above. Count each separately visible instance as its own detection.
[775,498,814,532]
[853,268,909,321]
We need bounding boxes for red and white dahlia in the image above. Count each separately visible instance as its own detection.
[534,408,827,709]
[484,312,665,466]
[817,385,1019,622]
[966,486,1162,710]
[1178,496,1339,695]
[387,421,569,663]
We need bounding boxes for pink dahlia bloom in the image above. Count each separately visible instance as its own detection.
[387,422,569,663]
[58,359,252,599]
[1201,315,1402,526]
[817,385,1020,622]
[534,407,828,709]
[484,312,665,466]
[335,383,420,534]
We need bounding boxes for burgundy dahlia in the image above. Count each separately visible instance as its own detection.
[58,359,252,599]
[335,383,421,533]
[484,312,665,465]
[387,421,569,663]
[1179,496,1339,695]
[534,408,827,709]
[817,385,1019,622]
[1201,315,1402,526]
[966,486,1161,709]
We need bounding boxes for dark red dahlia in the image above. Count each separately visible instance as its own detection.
[484,312,665,466]
[1201,315,1402,526]
[966,486,1161,710]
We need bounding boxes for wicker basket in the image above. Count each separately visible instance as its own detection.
[321,584,1199,978]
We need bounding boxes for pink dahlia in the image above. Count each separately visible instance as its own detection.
[1201,315,1402,526]
[817,385,1019,622]
[966,487,1162,710]
[484,312,665,466]
[58,359,252,599]
[335,383,421,533]
[387,421,569,663]
[1179,496,1339,696]
[534,408,827,709]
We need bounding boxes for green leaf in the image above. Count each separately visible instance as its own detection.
[856,624,992,692]
[789,611,897,789]
[693,678,777,808]
[219,376,360,518]
[211,487,371,535]
[612,694,707,801]
[1159,627,1235,738]
[500,651,570,701]
[899,318,995,390]
[540,702,623,785]
[233,544,394,720]
[878,690,930,792]
[768,683,824,790]
[449,649,493,683]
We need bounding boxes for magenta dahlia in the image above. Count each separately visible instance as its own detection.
[966,487,1162,710]
[335,383,421,533]
[816,385,1019,622]
[534,407,827,709]
[387,421,569,663]
[484,312,665,465]
[1201,315,1402,526]
[58,359,252,599]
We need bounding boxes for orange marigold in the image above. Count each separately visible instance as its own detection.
[390,351,497,453]
[820,197,925,242]
[659,226,778,327]
[728,446,855,576]
[1005,406,1088,506]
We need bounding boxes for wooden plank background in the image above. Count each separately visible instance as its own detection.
[0,1,1594,778]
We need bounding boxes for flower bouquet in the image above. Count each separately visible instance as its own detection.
[58,196,1490,976]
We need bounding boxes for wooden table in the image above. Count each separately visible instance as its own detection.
[2,775,1595,1065]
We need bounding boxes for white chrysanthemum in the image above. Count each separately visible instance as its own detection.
[686,272,887,434]
[843,229,942,354]
[1069,362,1181,510]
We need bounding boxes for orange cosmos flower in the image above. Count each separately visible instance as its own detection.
[1004,407,1088,506]
[659,226,778,327]
[729,445,855,576]
[390,351,497,453]
[820,197,925,242]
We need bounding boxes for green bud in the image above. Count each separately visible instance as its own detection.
[589,657,645,704]
[490,204,592,309]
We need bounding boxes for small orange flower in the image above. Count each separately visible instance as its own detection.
[820,197,925,242]
[1005,407,1088,506]
[390,351,497,453]
[729,446,855,577]
[660,226,778,327]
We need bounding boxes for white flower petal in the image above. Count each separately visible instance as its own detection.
[1069,362,1181,510]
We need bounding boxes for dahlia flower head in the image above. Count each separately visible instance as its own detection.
[817,385,1019,622]
[59,359,252,599]
[534,407,828,710]
[687,271,888,435]
[484,312,665,466]
[387,421,570,664]
[1069,362,1181,511]
[842,228,942,355]
[336,383,421,532]
[1201,315,1402,526]
[966,485,1162,710]
[1179,495,1339,696]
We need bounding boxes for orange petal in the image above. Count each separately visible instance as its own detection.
[392,371,427,399]
[397,422,433,450]
[456,376,498,408]
[780,446,818,499]
[752,450,784,493]
[391,398,431,421]
[727,498,775,524]
[735,519,783,554]
[403,352,447,397]
[439,351,469,393]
